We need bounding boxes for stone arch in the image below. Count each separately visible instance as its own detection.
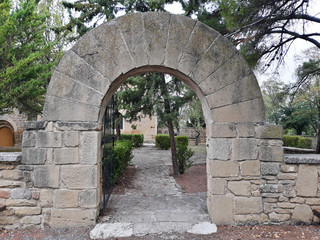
[29,12,283,227]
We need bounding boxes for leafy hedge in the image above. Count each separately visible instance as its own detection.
[121,134,144,147]
[155,135,189,150]
[102,140,133,182]
[283,135,313,149]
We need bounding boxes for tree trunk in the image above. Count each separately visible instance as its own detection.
[316,129,320,154]
[168,121,179,175]
[194,128,200,146]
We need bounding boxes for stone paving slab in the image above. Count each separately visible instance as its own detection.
[91,145,216,239]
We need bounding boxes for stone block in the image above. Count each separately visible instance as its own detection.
[50,209,97,227]
[208,178,226,195]
[0,216,15,225]
[178,21,219,77]
[54,148,79,164]
[260,184,283,193]
[296,165,318,197]
[64,131,79,147]
[207,194,234,225]
[37,131,62,148]
[44,95,100,122]
[40,189,53,207]
[281,164,298,173]
[32,191,40,200]
[14,207,41,215]
[80,189,98,208]
[278,173,296,180]
[116,13,148,68]
[232,138,258,160]
[291,205,313,224]
[264,203,274,213]
[228,181,251,196]
[259,146,283,162]
[211,123,236,138]
[261,162,280,175]
[2,169,23,180]
[22,131,36,147]
[20,216,41,225]
[24,121,47,130]
[240,160,260,176]
[190,35,237,83]
[0,190,10,199]
[0,180,21,188]
[255,125,283,139]
[236,123,255,138]
[79,132,100,165]
[209,98,265,123]
[33,166,60,188]
[22,148,46,165]
[61,165,97,189]
[269,212,290,222]
[11,188,32,200]
[56,122,102,131]
[5,199,37,207]
[209,160,239,177]
[47,71,104,106]
[235,197,262,214]
[277,202,296,209]
[164,14,196,69]
[207,138,232,160]
[290,197,305,204]
[55,189,78,208]
[234,214,260,225]
[206,74,262,109]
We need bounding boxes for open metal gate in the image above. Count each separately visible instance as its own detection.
[101,97,115,211]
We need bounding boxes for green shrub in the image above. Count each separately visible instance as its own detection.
[102,140,133,182]
[155,134,171,150]
[283,135,312,149]
[156,134,190,150]
[121,134,144,147]
[175,135,189,147]
[114,140,133,181]
[177,144,194,174]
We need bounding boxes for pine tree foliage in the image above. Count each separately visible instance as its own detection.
[0,0,61,117]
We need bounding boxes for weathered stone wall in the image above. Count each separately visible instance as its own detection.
[122,116,157,142]
[0,121,101,228]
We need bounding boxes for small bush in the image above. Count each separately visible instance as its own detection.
[121,134,144,147]
[175,135,189,147]
[177,144,194,174]
[155,134,171,150]
[283,135,312,149]
[102,140,133,183]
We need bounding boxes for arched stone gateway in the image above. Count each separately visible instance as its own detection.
[19,12,285,228]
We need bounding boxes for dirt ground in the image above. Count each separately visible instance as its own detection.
[1,163,320,239]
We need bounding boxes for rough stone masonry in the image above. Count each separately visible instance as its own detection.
[0,12,319,229]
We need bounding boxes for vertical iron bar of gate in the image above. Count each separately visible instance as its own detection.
[101,96,115,211]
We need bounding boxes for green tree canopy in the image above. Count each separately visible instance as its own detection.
[0,0,61,118]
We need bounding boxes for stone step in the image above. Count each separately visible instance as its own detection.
[313,209,320,218]
[0,204,6,212]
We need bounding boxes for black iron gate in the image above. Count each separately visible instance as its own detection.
[101,97,115,211]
